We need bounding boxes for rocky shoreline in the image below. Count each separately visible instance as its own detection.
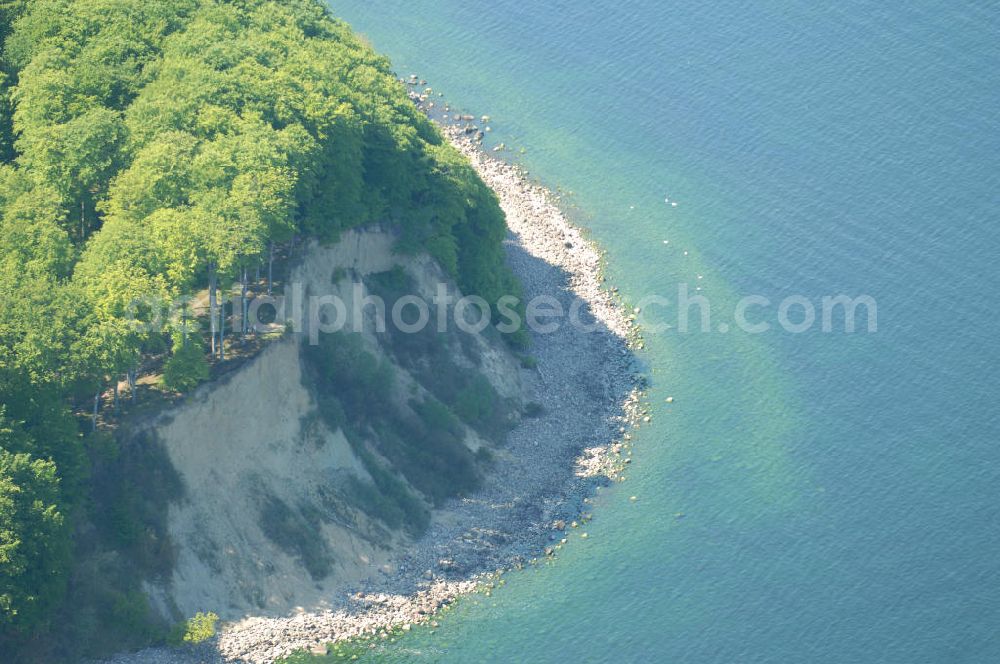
[104,102,647,664]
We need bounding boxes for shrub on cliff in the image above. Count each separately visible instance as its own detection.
[167,610,218,646]
[161,341,210,393]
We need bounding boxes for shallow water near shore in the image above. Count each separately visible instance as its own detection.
[326,1,1000,662]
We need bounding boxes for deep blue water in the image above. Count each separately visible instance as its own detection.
[327,1,1000,661]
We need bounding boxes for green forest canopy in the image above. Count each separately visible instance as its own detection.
[0,0,520,640]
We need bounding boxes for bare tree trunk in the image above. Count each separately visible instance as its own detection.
[219,294,226,360]
[208,262,218,357]
[80,201,85,241]
[181,298,188,347]
[267,241,274,296]
[241,265,248,337]
[113,380,119,412]
[127,368,137,404]
[92,391,100,431]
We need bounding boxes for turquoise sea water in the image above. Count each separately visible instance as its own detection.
[326,2,1000,662]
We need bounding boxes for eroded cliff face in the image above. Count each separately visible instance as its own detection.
[136,228,523,621]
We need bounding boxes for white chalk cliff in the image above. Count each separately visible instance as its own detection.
[135,228,523,621]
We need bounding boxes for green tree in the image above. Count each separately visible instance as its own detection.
[161,339,209,393]
[0,439,70,634]
[0,72,15,163]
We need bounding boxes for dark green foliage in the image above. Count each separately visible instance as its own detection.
[364,268,516,441]
[104,590,164,646]
[303,332,395,418]
[0,2,29,62]
[402,348,513,443]
[301,330,486,516]
[0,446,69,634]
[32,431,177,661]
[365,268,448,358]
[452,374,500,433]
[365,266,411,301]
[344,452,429,535]
[393,398,480,504]
[0,71,14,163]
[90,431,182,580]
[301,333,429,531]
[411,398,464,440]
[259,496,332,580]
[0,403,80,647]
